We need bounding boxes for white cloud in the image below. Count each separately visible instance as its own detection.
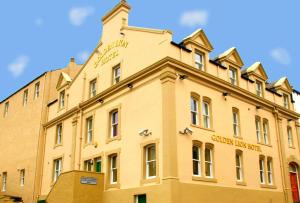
[270,48,291,65]
[69,6,94,26]
[8,55,29,77]
[35,18,44,27]
[179,10,208,27]
[77,51,89,63]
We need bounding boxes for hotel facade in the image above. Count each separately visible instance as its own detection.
[1,1,300,203]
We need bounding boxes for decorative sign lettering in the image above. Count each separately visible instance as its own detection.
[211,135,262,152]
[94,39,129,68]
[80,177,97,185]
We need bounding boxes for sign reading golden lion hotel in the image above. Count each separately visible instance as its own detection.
[1,1,300,203]
[211,135,262,152]
[94,39,129,67]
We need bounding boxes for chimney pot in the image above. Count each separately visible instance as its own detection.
[70,57,75,63]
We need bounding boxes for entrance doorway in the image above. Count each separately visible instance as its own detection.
[289,163,300,202]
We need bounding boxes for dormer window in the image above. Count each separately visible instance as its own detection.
[195,52,205,71]
[256,81,263,97]
[59,90,65,109]
[229,67,238,85]
[283,94,289,109]
[113,65,121,85]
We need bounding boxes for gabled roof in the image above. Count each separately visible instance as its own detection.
[182,29,213,51]
[215,47,244,67]
[270,77,293,93]
[56,72,72,90]
[268,77,293,93]
[243,62,268,80]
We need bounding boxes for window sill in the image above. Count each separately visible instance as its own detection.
[190,124,215,132]
[236,181,247,186]
[257,142,272,148]
[260,184,276,189]
[140,176,160,185]
[106,135,121,144]
[83,142,97,148]
[288,146,296,149]
[233,136,243,140]
[53,144,63,149]
[106,182,120,190]
[192,176,217,183]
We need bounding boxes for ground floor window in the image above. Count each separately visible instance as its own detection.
[2,172,7,191]
[135,194,146,203]
[20,169,25,186]
[94,157,102,173]
[109,154,118,184]
[84,159,93,172]
[53,158,62,182]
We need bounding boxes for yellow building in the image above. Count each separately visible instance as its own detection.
[0,59,81,203]
[1,1,300,203]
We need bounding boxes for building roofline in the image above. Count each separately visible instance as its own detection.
[0,72,47,104]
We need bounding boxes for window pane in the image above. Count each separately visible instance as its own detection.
[205,162,211,177]
[148,161,156,177]
[193,160,199,175]
[193,146,199,160]
[147,146,156,161]
[205,148,211,162]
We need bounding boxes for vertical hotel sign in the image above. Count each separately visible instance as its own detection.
[94,39,129,68]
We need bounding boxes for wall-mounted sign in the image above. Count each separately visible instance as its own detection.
[94,39,129,68]
[211,135,262,152]
[80,177,97,185]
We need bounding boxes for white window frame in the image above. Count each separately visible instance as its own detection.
[195,52,204,71]
[205,148,213,178]
[20,169,25,187]
[53,158,62,182]
[267,159,273,185]
[256,81,263,97]
[256,118,262,143]
[233,111,239,137]
[56,124,62,145]
[191,97,199,125]
[229,68,237,85]
[111,111,118,138]
[34,82,40,99]
[110,155,117,184]
[89,79,97,98]
[288,127,293,147]
[113,65,121,84]
[146,145,156,179]
[192,145,201,176]
[86,117,93,144]
[259,158,265,184]
[263,121,269,145]
[202,101,210,128]
[236,153,243,181]
[84,160,93,172]
[2,172,7,192]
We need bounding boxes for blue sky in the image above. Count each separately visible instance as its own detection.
[0,0,299,101]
